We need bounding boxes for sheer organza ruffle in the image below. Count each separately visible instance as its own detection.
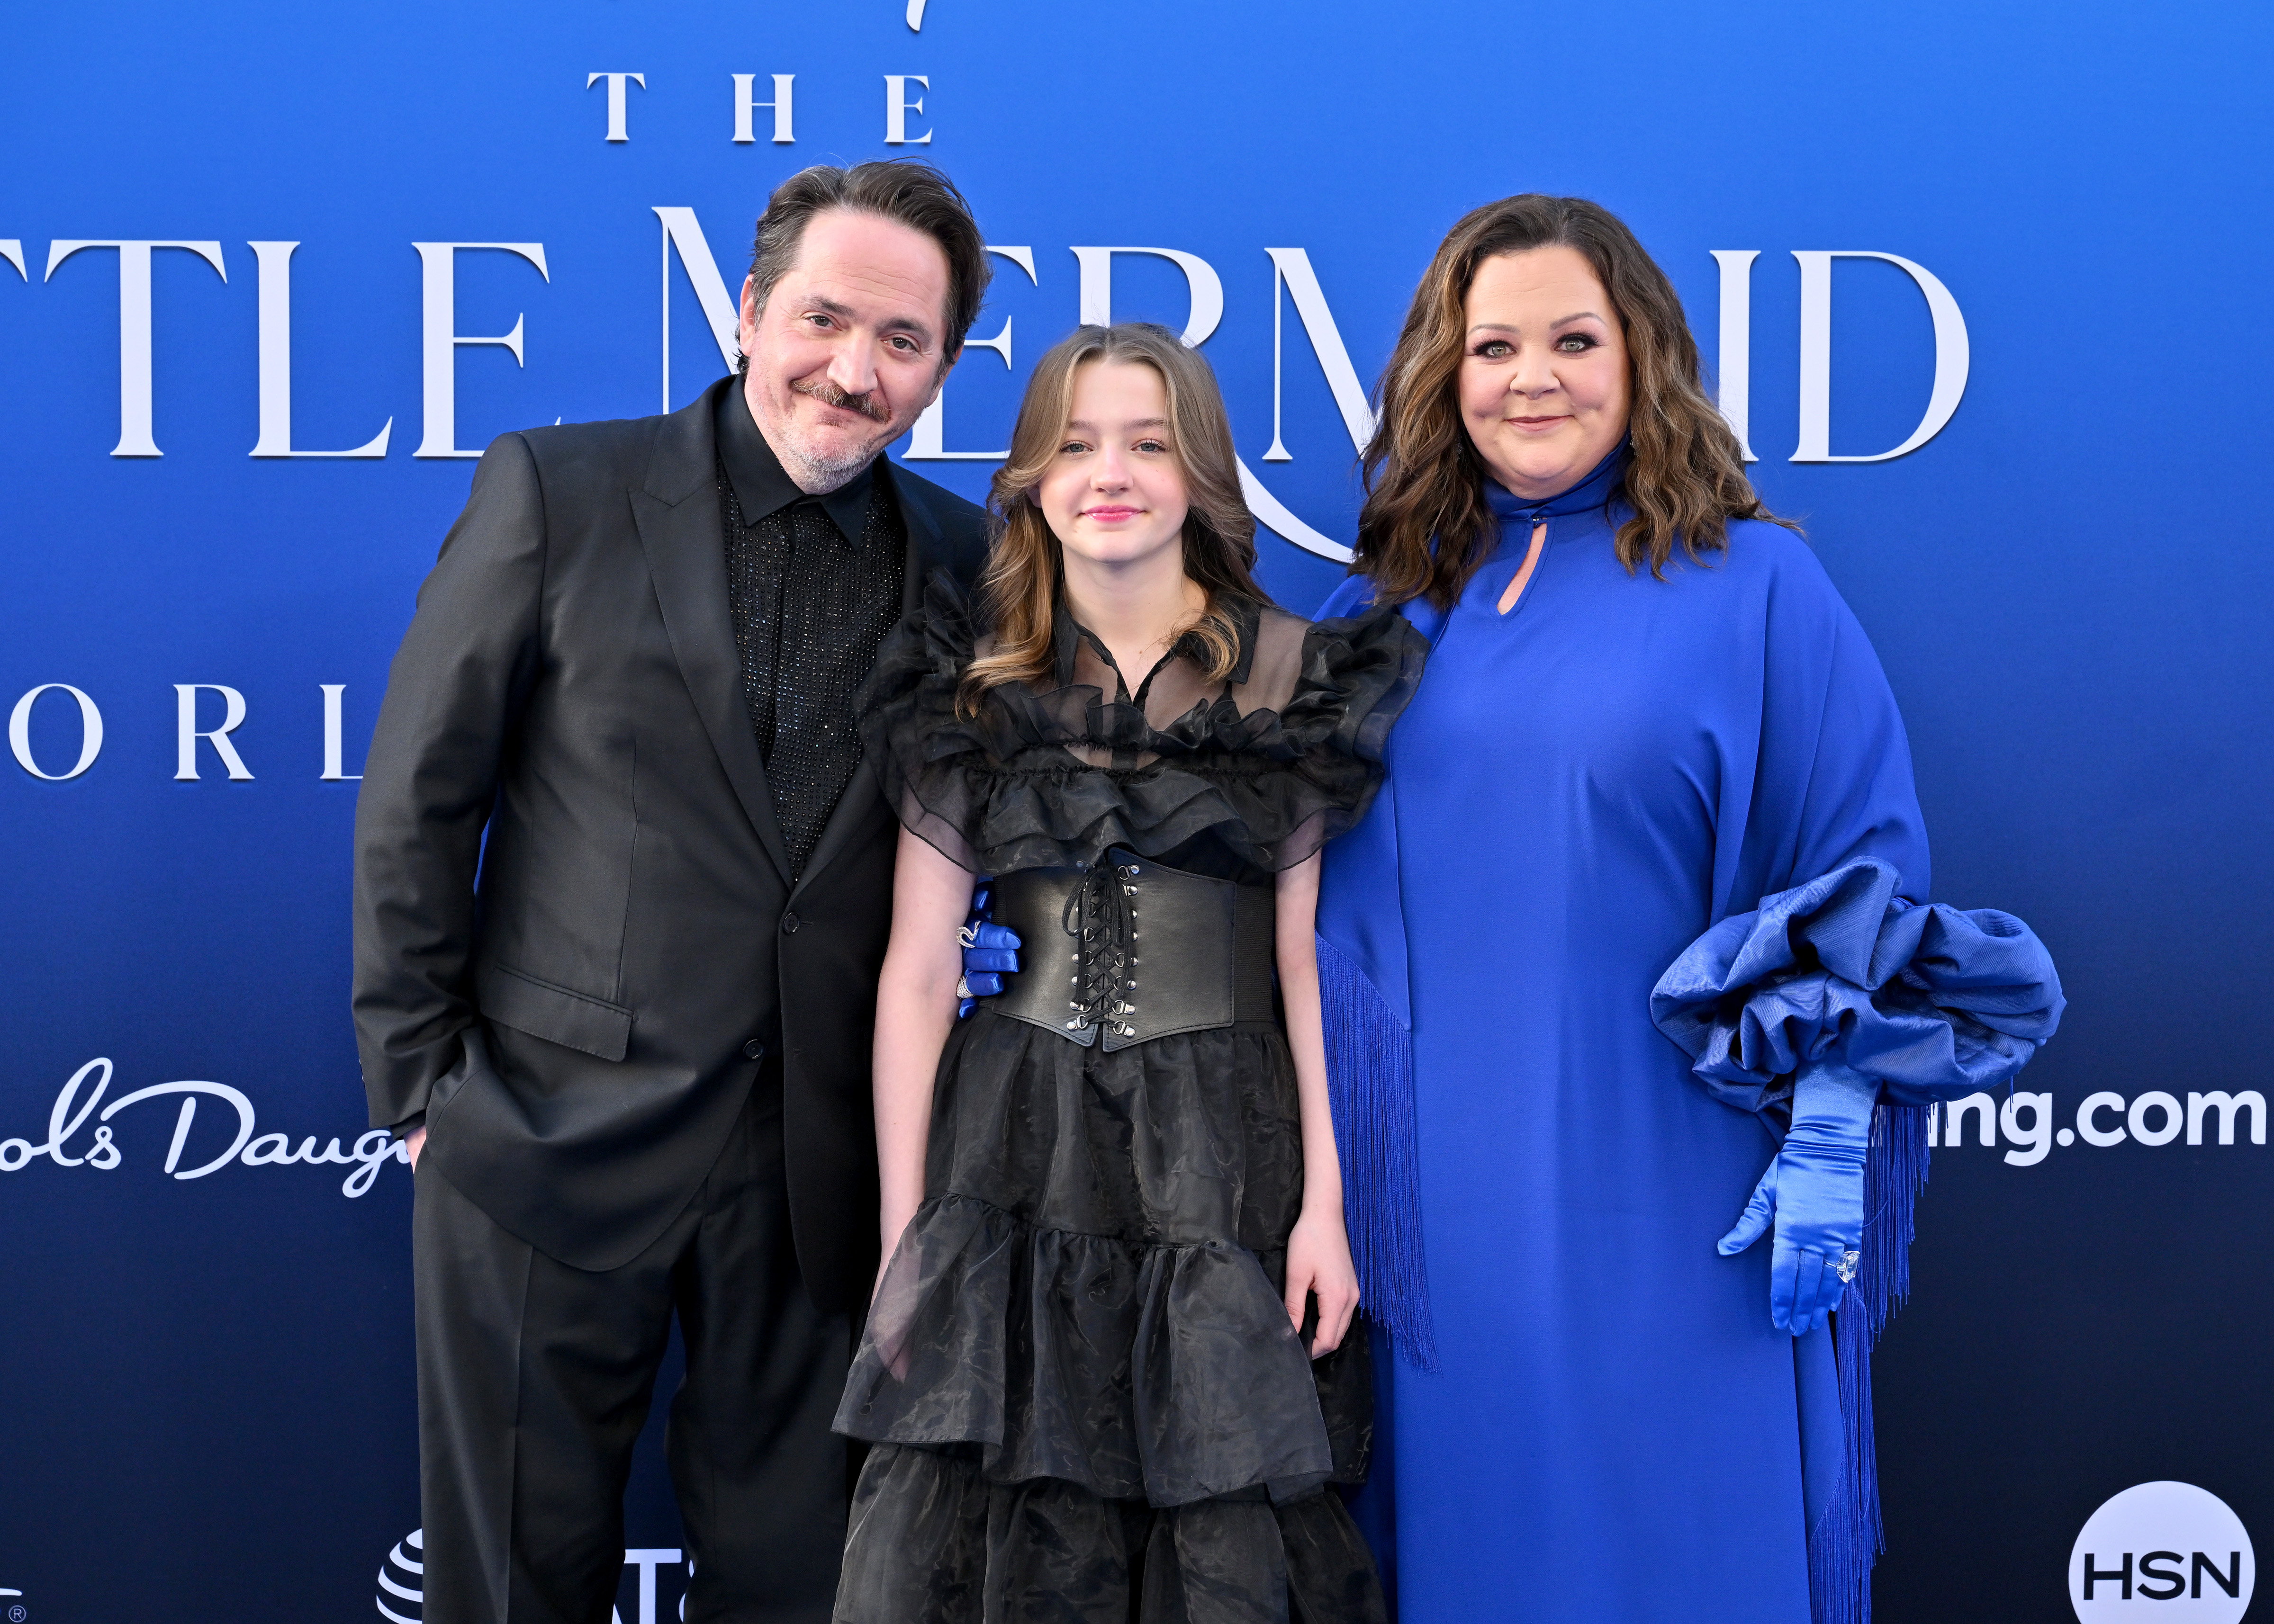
[853,576,1428,875]
[837,1442,1388,1624]
[837,1192,1336,1507]
[834,1014,1371,1506]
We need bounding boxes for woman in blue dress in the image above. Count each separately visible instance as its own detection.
[1314,196,2064,1623]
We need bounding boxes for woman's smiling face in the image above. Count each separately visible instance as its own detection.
[1457,245,1632,502]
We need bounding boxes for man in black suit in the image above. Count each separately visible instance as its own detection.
[351,161,993,1624]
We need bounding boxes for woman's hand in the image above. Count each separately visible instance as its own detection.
[1284,1204,1361,1358]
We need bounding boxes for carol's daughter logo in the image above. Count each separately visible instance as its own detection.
[0,1057,406,1197]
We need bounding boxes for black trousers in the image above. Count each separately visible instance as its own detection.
[413,1079,853,1624]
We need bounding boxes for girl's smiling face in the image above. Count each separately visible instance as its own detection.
[1038,359,1191,574]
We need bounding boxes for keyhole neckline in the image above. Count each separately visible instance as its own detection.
[1497,521,1550,617]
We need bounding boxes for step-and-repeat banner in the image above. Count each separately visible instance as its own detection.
[3,3,2267,1621]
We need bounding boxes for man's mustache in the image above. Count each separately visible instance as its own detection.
[792,377,893,423]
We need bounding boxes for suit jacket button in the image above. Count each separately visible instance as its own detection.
[742,1039,766,1060]
[780,912,801,935]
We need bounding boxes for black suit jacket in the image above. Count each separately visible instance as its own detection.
[351,376,988,1310]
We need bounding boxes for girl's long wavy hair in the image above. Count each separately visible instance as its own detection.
[960,323,1268,713]
[1356,194,1794,609]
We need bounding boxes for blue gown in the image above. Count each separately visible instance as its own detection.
[1317,456,1957,1623]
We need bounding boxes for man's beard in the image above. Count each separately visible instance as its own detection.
[771,376,901,492]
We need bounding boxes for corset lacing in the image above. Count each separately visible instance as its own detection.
[1060,855,1142,1039]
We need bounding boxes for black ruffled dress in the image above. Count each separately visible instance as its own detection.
[832,579,1426,1624]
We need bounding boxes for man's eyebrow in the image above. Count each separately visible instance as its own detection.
[800,292,937,344]
[877,312,937,341]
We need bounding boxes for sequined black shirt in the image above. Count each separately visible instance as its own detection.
[716,384,907,881]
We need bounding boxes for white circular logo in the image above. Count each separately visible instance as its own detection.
[2071,1482,2255,1622]
[377,1528,424,1624]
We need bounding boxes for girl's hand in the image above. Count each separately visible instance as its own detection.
[1283,1206,1361,1358]
[870,1215,917,1380]
[1272,855,1356,1360]
[874,1201,919,1306]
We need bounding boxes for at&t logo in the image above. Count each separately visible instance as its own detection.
[378,1529,689,1623]
[377,1529,423,1623]
[2071,1481,2256,1622]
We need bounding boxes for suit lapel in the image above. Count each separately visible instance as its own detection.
[632,382,794,884]
[795,757,882,899]
[792,459,948,897]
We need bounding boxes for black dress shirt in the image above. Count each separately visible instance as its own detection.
[716,383,907,881]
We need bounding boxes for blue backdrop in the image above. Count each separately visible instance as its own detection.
[3,3,2268,1620]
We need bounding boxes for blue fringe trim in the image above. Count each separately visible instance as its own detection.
[1316,935,1438,1371]
[1809,1102,1932,1624]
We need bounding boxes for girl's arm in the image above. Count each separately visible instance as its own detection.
[1275,851,1361,1357]
[872,826,978,1296]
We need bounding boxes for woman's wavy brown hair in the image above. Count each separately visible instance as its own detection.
[960,323,1268,713]
[1357,194,1793,609]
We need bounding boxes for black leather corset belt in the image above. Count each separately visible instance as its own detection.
[984,851,1277,1051]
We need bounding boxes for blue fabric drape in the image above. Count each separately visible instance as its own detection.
[1313,449,1622,1373]
[1312,460,2057,1623]
[1651,855,2062,1622]
[1651,855,2065,1114]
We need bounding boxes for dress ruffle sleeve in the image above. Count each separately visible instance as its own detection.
[1651,855,2066,1619]
[854,574,1429,874]
[1649,856,2066,1113]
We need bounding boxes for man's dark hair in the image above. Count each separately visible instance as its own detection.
[738,160,990,375]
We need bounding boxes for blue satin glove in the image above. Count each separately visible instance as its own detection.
[1717,1059,1877,1335]
[956,882,1022,1018]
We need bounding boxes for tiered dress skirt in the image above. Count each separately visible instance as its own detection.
[831,1013,1382,1624]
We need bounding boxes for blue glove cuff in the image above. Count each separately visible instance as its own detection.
[1787,1059,1877,1143]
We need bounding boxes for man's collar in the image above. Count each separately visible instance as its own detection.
[715,378,875,540]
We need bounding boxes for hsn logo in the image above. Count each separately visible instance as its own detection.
[2071,1482,2256,1622]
